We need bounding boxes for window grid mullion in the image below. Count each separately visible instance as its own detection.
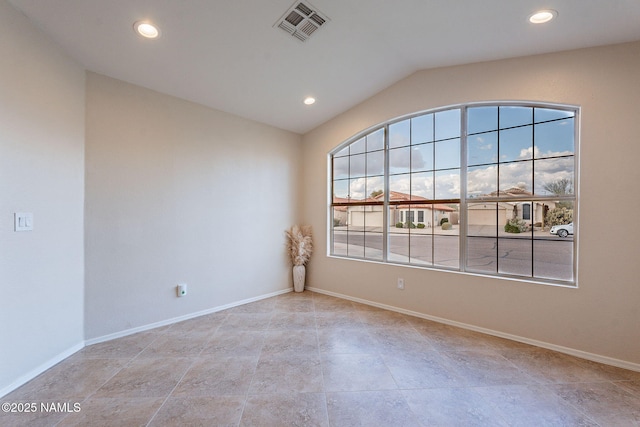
[431,114,436,265]
[530,108,536,278]
[346,148,351,256]
[363,141,368,259]
[460,107,468,273]
[329,103,577,286]
[496,108,501,274]
[383,125,389,263]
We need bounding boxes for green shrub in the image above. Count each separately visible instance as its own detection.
[440,217,449,226]
[442,222,452,230]
[504,222,520,233]
[395,222,404,228]
[504,218,527,233]
[416,223,425,229]
[405,221,416,229]
[333,218,342,227]
[545,207,573,227]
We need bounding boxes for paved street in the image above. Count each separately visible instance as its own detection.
[332,226,574,281]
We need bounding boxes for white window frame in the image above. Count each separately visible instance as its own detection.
[328,101,579,287]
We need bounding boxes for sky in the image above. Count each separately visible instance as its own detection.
[333,106,575,201]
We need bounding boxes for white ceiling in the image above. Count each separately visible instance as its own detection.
[9,0,640,134]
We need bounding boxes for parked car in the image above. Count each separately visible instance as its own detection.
[550,222,573,238]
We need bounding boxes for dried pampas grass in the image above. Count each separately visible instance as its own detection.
[285,225,313,266]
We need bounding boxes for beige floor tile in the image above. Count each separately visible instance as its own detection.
[441,349,537,387]
[310,292,338,301]
[5,290,640,426]
[358,310,412,329]
[402,315,442,328]
[313,298,356,313]
[136,329,212,358]
[259,330,319,357]
[217,313,274,331]
[368,327,433,354]
[317,327,379,354]
[57,397,164,427]
[499,347,622,384]
[240,392,328,427]
[326,390,421,427]
[408,317,528,351]
[402,387,509,426]
[549,381,640,426]
[172,356,257,397]
[249,355,323,394]
[383,351,466,389]
[614,380,640,398]
[478,334,535,351]
[5,357,126,401]
[93,357,191,398]
[149,396,245,427]
[268,312,317,330]
[200,329,266,357]
[315,311,364,329]
[166,313,227,334]
[577,358,640,382]
[225,299,276,314]
[351,301,388,312]
[476,384,598,426]
[78,331,158,359]
[415,322,494,351]
[321,353,397,392]
[274,297,315,313]
[0,403,68,427]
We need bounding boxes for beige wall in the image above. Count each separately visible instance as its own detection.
[0,0,85,394]
[301,42,640,366]
[85,73,302,339]
[3,0,639,396]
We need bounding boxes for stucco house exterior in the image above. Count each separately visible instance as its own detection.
[334,191,456,229]
[335,188,556,230]
[468,187,557,229]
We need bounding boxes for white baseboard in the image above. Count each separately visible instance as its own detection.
[307,286,640,373]
[0,342,84,399]
[2,288,293,398]
[85,288,292,346]
[6,285,635,400]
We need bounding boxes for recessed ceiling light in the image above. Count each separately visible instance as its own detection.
[134,21,160,39]
[529,9,557,24]
[303,97,316,105]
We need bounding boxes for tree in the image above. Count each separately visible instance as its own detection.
[370,189,383,198]
[544,178,574,215]
[543,178,572,196]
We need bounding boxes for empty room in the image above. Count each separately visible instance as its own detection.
[1,1,640,425]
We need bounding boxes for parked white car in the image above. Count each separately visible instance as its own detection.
[550,222,573,238]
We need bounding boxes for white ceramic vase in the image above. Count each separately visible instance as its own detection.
[292,265,306,292]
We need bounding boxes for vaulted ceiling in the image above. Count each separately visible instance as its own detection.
[9,0,640,133]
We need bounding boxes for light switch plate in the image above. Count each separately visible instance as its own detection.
[14,212,34,231]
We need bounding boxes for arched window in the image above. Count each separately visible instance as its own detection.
[330,103,577,286]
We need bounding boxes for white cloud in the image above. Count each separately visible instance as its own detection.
[349,177,367,200]
[390,175,411,194]
[467,165,497,197]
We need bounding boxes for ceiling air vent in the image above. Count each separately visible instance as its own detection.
[274,1,329,42]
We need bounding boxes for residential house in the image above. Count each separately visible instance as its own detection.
[468,187,558,229]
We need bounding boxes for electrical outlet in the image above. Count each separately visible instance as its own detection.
[397,278,404,290]
[177,283,187,297]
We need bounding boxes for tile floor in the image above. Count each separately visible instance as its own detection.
[2,291,640,426]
